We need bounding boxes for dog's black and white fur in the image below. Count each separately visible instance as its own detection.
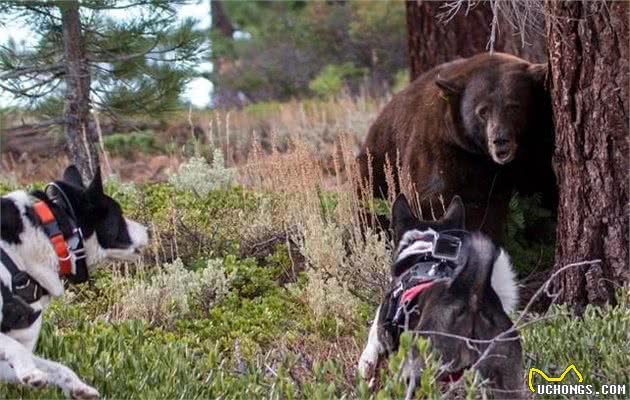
[358,194,520,391]
[0,166,148,398]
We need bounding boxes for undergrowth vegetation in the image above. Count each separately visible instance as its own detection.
[1,161,627,399]
[0,112,626,399]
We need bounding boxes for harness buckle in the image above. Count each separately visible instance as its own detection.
[12,271,42,303]
[66,227,84,250]
[72,247,87,261]
[12,271,32,291]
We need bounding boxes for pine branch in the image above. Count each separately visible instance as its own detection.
[80,1,175,11]
[0,64,65,80]
[0,75,62,99]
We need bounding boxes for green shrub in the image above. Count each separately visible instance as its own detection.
[113,258,232,327]
[309,63,367,98]
[243,101,283,118]
[168,150,236,197]
[504,192,556,274]
[392,69,409,93]
[522,290,630,399]
[103,131,159,158]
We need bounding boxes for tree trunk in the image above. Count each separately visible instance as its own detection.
[546,1,629,311]
[211,0,234,38]
[61,1,99,182]
[405,0,546,80]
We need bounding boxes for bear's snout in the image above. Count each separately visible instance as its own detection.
[488,131,517,165]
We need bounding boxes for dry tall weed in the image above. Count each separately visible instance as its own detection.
[240,132,395,319]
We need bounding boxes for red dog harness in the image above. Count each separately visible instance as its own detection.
[32,200,73,277]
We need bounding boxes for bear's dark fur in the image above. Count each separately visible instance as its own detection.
[357,53,556,241]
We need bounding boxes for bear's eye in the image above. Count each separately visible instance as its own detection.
[476,106,489,120]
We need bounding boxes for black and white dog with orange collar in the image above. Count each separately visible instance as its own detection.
[0,166,148,399]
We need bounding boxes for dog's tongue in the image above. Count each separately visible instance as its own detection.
[401,281,434,303]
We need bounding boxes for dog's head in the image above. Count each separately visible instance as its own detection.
[52,166,149,265]
[389,194,523,393]
[390,194,466,262]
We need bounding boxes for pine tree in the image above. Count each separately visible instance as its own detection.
[545,1,628,311]
[0,0,206,180]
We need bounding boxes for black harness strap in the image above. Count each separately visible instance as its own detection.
[1,248,44,332]
[383,230,465,345]
[1,248,47,302]
[43,183,89,283]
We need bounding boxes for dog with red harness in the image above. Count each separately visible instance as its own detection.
[358,194,523,398]
[0,166,148,398]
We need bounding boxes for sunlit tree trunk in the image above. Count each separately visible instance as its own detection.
[61,1,99,181]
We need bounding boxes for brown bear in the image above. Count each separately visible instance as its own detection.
[357,52,556,241]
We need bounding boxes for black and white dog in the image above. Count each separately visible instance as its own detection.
[0,166,148,398]
[358,194,522,397]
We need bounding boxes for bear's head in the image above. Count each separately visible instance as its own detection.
[436,53,547,165]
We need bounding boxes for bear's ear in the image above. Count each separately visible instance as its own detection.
[391,194,418,244]
[435,76,463,96]
[439,195,465,229]
[528,63,547,86]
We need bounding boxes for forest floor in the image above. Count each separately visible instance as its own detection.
[1,94,628,399]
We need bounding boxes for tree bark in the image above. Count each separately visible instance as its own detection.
[61,1,99,182]
[546,1,629,310]
[405,0,546,80]
[211,0,234,38]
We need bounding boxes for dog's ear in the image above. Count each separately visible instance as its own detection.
[439,195,465,229]
[449,233,498,313]
[85,169,104,203]
[391,194,418,244]
[62,165,85,189]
